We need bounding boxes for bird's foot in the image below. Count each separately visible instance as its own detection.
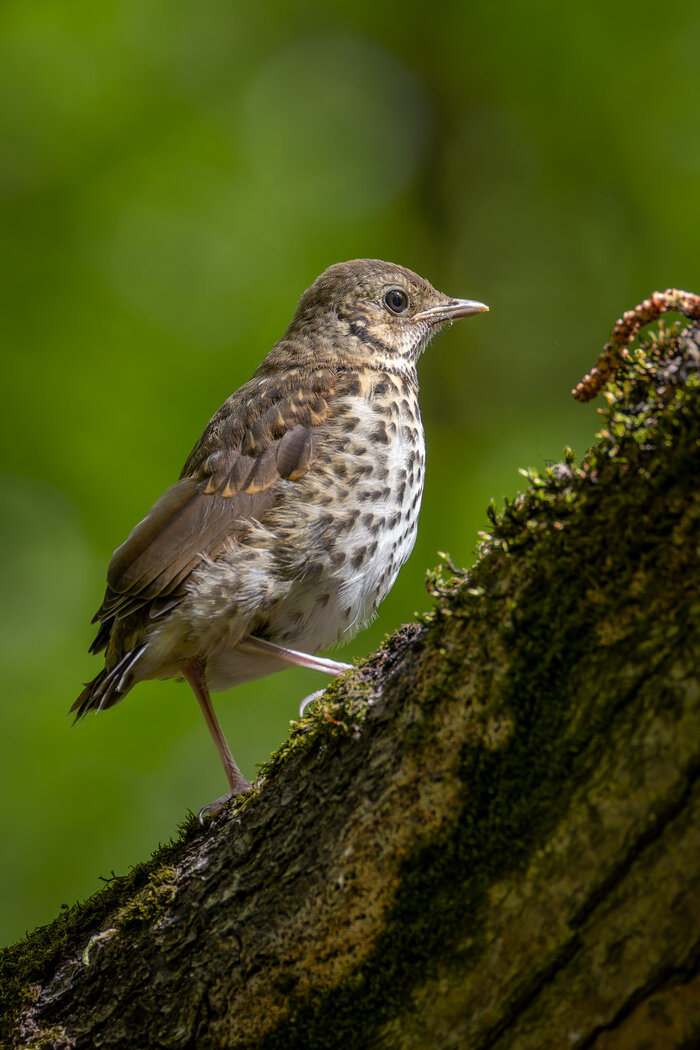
[198,774,253,824]
[198,793,232,823]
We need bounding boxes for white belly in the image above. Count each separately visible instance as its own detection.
[180,386,426,692]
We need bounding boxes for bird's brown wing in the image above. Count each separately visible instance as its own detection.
[90,369,339,639]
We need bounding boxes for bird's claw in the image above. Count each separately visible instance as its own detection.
[198,777,253,824]
[298,688,326,717]
[198,794,231,824]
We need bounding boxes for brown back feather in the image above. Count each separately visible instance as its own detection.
[92,369,339,629]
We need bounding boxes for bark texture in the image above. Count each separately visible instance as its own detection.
[2,315,699,1050]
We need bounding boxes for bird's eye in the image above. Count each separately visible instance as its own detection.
[384,288,409,315]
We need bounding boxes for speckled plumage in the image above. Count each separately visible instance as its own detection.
[73,259,487,810]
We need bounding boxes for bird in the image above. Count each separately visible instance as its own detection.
[72,259,488,815]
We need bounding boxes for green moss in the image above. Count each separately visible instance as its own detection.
[259,646,396,781]
[114,865,181,930]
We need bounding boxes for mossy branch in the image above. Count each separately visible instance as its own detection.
[2,305,700,1050]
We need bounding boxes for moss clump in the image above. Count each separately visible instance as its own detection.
[260,626,421,782]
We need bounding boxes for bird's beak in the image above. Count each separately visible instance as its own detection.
[413,298,489,325]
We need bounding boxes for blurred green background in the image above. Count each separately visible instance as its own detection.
[1,0,698,947]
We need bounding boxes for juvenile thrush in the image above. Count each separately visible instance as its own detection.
[73,259,487,813]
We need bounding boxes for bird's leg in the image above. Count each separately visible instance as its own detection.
[235,636,353,720]
[234,635,352,676]
[181,660,252,821]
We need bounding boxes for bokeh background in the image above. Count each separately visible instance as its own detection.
[1,0,699,947]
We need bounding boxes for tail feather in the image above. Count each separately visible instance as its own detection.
[70,671,107,722]
[71,644,147,722]
[88,618,114,655]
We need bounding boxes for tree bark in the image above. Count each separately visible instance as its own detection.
[2,312,699,1050]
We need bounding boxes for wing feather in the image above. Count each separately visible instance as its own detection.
[91,370,340,633]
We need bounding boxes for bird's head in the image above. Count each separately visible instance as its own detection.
[284,259,488,370]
